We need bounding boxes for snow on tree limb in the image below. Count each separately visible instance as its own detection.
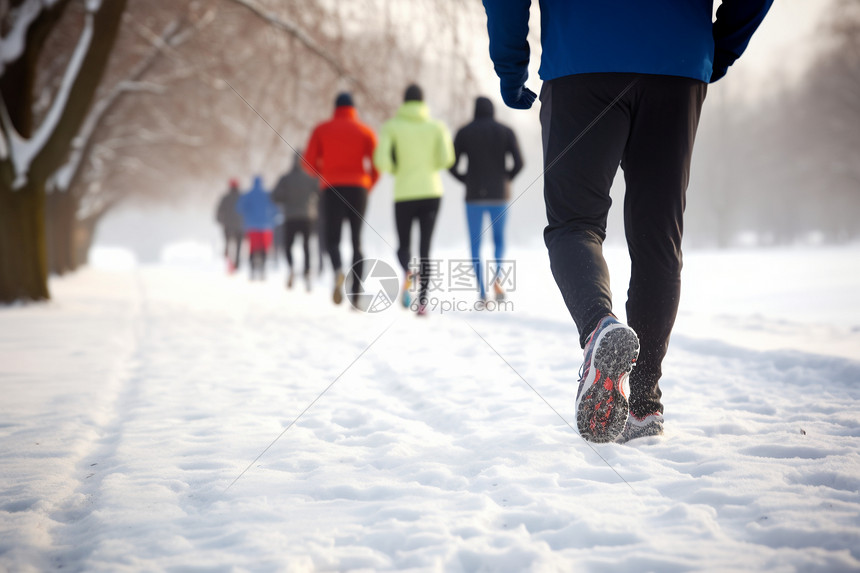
[1,0,42,77]
[0,0,66,75]
[48,17,187,194]
[5,1,94,189]
[45,5,214,198]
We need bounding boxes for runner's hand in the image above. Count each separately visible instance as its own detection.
[501,84,537,110]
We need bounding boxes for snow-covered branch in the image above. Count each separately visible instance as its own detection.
[5,1,93,189]
[48,13,203,194]
[0,0,64,77]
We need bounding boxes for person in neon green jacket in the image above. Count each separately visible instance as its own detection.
[374,84,455,315]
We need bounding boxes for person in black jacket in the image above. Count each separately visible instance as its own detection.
[215,178,244,273]
[271,153,320,291]
[450,96,523,301]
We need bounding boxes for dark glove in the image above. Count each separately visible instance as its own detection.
[501,83,537,110]
[710,48,734,83]
[710,65,729,83]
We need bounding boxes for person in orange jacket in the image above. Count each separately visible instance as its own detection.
[303,92,379,305]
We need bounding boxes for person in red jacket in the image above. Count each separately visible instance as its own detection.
[303,92,379,305]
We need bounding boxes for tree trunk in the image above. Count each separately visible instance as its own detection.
[0,179,49,302]
[0,0,127,302]
[45,189,56,274]
[74,214,99,268]
[45,191,77,275]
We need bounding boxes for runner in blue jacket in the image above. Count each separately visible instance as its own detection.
[482,0,773,443]
[237,175,278,281]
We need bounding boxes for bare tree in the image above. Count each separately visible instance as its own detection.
[45,0,486,273]
[0,0,127,303]
[44,0,211,274]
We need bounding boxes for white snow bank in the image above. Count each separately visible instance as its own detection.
[89,246,137,271]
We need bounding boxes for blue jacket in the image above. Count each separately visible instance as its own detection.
[483,0,773,99]
[237,176,278,231]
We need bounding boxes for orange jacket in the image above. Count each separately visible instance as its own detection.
[302,106,379,191]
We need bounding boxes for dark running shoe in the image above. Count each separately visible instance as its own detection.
[616,413,664,444]
[575,316,640,443]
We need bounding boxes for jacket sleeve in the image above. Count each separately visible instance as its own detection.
[266,194,279,226]
[216,197,226,224]
[236,194,246,222]
[373,123,395,174]
[506,127,524,180]
[270,176,287,205]
[302,128,322,177]
[366,128,380,189]
[448,130,466,183]
[482,0,532,92]
[711,0,774,82]
[436,123,456,171]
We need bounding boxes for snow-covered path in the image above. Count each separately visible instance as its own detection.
[1,247,859,572]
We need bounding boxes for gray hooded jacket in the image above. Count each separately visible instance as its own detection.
[271,155,320,221]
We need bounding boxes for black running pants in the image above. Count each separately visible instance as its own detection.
[223,229,243,269]
[541,73,706,418]
[395,197,441,304]
[284,218,313,274]
[323,186,368,293]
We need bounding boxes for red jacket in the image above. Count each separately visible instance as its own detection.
[303,106,379,191]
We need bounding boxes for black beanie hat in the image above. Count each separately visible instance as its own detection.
[404,84,423,102]
[335,92,354,108]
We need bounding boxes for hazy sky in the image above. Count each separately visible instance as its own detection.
[726,0,830,93]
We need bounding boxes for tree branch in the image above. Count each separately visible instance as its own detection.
[23,0,127,189]
[222,0,374,102]
[49,15,195,194]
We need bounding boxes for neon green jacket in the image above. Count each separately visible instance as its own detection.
[373,101,455,202]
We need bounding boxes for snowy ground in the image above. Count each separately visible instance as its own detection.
[1,244,859,572]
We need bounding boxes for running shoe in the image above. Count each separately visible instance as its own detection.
[615,413,664,444]
[575,315,640,443]
[401,273,414,308]
[333,271,345,304]
[493,279,505,302]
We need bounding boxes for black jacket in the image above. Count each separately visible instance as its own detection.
[216,188,244,233]
[450,97,523,202]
